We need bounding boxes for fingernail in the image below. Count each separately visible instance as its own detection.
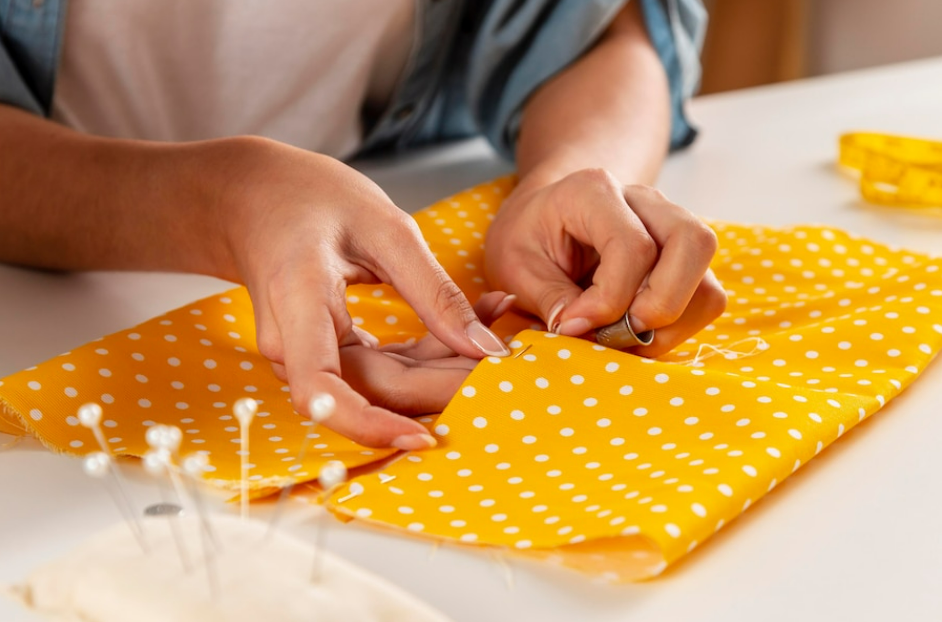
[628,315,648,332]
[391,433,437,451]
[466,321,511,357]
[557,317,593,336]
[547,300,566,333]
[494,294,517,317]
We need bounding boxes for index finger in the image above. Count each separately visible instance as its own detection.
[621,186,719,331]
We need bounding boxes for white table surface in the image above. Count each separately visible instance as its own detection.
[3,57,942,621]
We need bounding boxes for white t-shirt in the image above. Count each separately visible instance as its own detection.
[52,0,415,160]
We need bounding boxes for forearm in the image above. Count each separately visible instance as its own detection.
[0,104,231,276]
[514,1,670,195]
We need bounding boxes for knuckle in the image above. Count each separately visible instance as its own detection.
[432,276,471,317]
[639,296,684,329]
[687,221,720,259]
[700,278,729,320]
[626,184,668,203]
[634,235,659,267]
[569,167,620,192]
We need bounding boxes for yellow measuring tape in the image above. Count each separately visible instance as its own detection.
[839,132,942,207]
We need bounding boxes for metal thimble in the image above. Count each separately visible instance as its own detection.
[595,313,655,349]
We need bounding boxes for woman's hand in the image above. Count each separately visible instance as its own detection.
[335,291,515,415]
[211,138,510,449]
[484,168,726,357]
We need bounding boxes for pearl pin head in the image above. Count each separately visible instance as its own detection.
[308,393,336,424]
[318,460,348,490]
[82,451,112,478]
[77,402,103,428]
[233,397,258,427]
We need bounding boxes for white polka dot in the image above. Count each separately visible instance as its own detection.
[619,385,633,396]
[29,409,42,421]
[557,349,571,359]
[535,378,549,389]
[596,418,611,428]
[570,375,584,385]
[27,381,41,390]
[511,409,526,419]
[473,417,487,429]
[647,427,662,436]
[766,447,781,458]
[691,503,707,517]
[461,386,476,397]
[499,381,513,392]
[655,373,669,383]
[435,424,450,436]
[484,444,499,453]
[605,362,619,372]
[522,435,537,444]
[665,523,681,538]
[718,484,733,497]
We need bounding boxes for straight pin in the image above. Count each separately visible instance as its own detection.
[143,446,191,573]
[233,398,258,520]
[267,393,336,539]
[312,460,347,584]
[181,452,221,600]
[78,403,148,552]
[82,452,148,553]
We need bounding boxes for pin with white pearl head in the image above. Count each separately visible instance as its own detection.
[233,397,258,520]
[82,451,148,553]
[180,451,221,599]
[77,403,148,550]
[144,425,191,516]
[143,433,191,573]
[181,452,219,550]
[267,392,336,539]
[312,459,347,584]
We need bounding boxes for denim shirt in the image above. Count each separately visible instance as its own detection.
[0,0,706,159]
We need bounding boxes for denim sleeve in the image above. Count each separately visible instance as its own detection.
[417,0,707,160]
[0,40,43,114]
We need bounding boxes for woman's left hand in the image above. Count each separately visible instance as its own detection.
[484,168,727,357]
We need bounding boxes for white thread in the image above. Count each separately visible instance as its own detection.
[674,337,770,367]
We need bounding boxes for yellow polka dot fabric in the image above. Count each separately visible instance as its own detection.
[2,175,941,581]
[0,290,397,490]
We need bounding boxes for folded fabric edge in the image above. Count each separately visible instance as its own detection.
[0,395,74,457]
[322,503,667,582]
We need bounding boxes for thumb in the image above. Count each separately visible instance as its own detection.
[514,258,586,334]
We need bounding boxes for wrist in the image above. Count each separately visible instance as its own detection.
[173,135,286,283]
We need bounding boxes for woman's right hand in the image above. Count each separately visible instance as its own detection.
[206,137,510,449]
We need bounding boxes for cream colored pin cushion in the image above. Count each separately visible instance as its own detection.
[5,515,453,622]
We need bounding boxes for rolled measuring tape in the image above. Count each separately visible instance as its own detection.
[839,132,942,207]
